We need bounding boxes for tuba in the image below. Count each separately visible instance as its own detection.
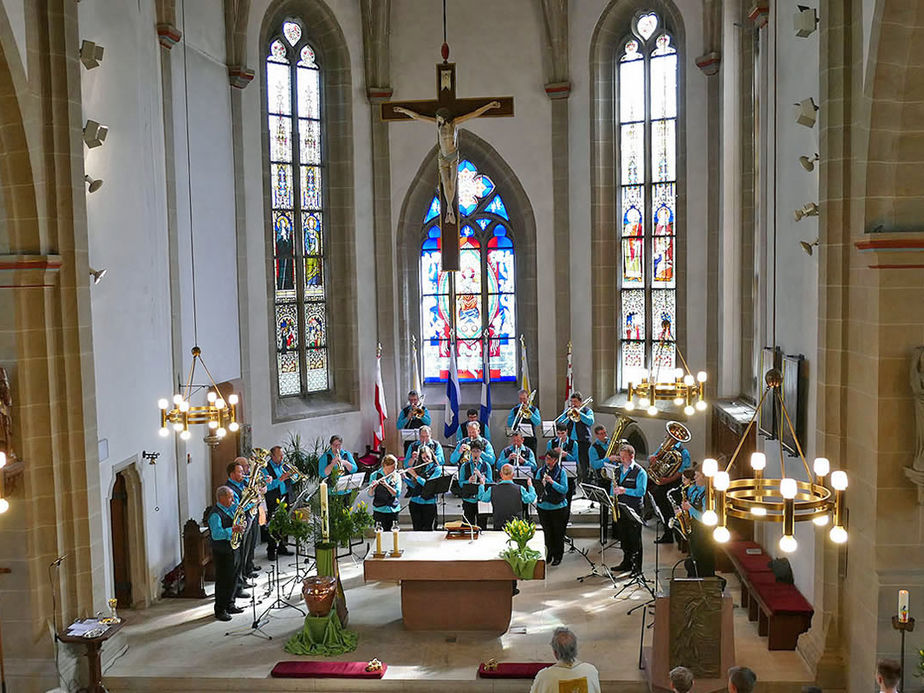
[648,421,692,483]
[603,412,637,463]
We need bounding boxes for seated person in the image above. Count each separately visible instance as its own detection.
[500,431,537,473]
[318,435,358,495]
[477,463,537,530]
[530,627,601,693]
[545,423,577,461]
[456,407,490,443]
[450,420,496,467]
[407,424,445,465]
[367,454,401,531]
[458,440,493,529]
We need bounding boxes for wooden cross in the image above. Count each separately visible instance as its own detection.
[382,55,513,271]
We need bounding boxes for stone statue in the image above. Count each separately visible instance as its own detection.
[912,347,924,471]
[0,367,13,461]
[391,100,501,224]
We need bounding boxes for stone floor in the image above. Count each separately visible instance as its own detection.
[102,502,815,692]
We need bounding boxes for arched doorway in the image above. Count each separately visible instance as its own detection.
[108,465,149,609]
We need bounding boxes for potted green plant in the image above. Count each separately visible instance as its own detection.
[284,433,323,483]
[500,518,543,579]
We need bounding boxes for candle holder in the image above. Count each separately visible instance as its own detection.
[372,523,387,558]
[100,597,121,625]
[891,615,915,693]
[388,549,404,558]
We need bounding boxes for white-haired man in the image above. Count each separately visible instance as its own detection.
[530,627,601,693]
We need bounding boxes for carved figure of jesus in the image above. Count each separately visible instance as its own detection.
[392,100,501,224]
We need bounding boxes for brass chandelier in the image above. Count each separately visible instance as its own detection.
[158,347,240,443]
[701,368,847,552]
[624,319,708,417]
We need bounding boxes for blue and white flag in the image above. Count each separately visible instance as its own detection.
[479,343,492,431]
[443,343,461,438]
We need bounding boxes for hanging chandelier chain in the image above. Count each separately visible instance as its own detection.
[722,384,773,474]
[776,388,814,481]
[180,0,200,345]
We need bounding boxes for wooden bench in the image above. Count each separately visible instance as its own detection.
[179,519,211,598]
[722,541,814,650]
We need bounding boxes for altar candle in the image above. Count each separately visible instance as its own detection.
[899,589,909,623]
[320,481,329,542]
[392,525,400,553]
[375,527,382,554]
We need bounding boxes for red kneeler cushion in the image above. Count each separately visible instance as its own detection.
[271,661,388,678]
[478,663,555,678]
[752,584,814,613]
[736,554,774,574]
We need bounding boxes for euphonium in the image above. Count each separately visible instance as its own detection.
[648,420,692,483]
[603,412,637,463]
[231,486,261,549]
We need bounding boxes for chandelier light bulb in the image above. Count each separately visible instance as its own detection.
[217,427,227,438]
[208,420,218,430]
[713,471,730,491]
[702,458,718,477]
[0,498,9,514]
[829,526,848,544]
[702,509,718,526]
[780,477,798,499]
[830,470,848,490]
[713,526,731,543]
[158,398,169,410]
[813,457,830,477]
[624,401,636,411]
[683,374,695,386]
[647,405,658,416]
[813,514,830,526]
[159,427,170,437]
[683,405,695,416]
[172,422,184,432]
[751,506,767,517]
[779,535,798,553]
[179,400,190,412]
[674,368,684,380]
[639,397,650,408]
[750,452,766,471]
[180,430,191,441]
[696,371,707,383]
[173,394,183,405]
[229,422,240,432]
[215,398,226,410]
[674,396,684,406]
[228,394,239,405]
[695,400,707,411]
[207,391,217,403]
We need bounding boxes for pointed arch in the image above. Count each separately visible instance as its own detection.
[396,131,538,400]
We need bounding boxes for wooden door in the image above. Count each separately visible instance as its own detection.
[110,472,132,607]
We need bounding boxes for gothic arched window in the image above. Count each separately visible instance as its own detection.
[617,11,679,388]
[266,19,330,396]
[420,160,517,383]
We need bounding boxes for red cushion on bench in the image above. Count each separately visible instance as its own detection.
[752,584,813,613]
[727,541,761,557]
[748,572,781,585]
[478,663,554,679]
[736,554,774,574]
[271,661,387,679]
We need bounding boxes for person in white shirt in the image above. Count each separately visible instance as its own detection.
[529,627,601,693]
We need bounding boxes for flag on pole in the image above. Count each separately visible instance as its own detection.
[565,340,574,401]
[519,334,531,393]
[480,336,492,431]
[410,335,423,395]
[374,343,388,449]
[443,341,461,438]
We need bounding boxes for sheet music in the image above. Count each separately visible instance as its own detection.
[561,460,578,477]
[400,428,420,442]
[335,472,366,492]
[603,462,620,480]
[512,465,534,478]
[541,421,557,437]
[477,501,492,514]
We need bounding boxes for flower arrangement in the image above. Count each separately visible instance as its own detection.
[503,518,538,553]
[500,518,542,579]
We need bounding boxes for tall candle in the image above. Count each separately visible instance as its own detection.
[392,524,400,553]
[375,527,382,554]
[319,481,329,542]
[899,589,910,623]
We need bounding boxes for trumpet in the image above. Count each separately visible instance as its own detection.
[512,390,536,430]
[409,394,426,420]
[281,460,303,485]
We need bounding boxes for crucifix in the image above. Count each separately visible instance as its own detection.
[381,43,514,271]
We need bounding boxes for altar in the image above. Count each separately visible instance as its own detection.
[363,530,546,632]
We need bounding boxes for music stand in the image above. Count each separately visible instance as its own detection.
[421,474,454,527]
[574,483,621,587]
[612,502,656,604]
[540,421,557,438]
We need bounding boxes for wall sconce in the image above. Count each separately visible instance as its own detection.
[83,120,109,148]
[794,202,819,221]
[79,40,105,69]
[84,174,103,193]
[794,6,819,37]
[793,98,819,127]
[89,267,108,284]
[800,238,820,256]
[799,153,819,171]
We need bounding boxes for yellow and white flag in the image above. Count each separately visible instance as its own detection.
[411,335,423,394]
[519,334,530,393]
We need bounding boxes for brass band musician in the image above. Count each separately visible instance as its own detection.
[506,389,541,455]
[555,392,595,483]
[397,390,431,455]
[678,465,717,578]
[318,435,358,495]
[650,440,692,544]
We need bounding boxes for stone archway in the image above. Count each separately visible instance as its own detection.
[108,462,150,609]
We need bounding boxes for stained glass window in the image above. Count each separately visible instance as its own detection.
[266,19,329,396]
[617,12,679,389]
[420,160,517,382]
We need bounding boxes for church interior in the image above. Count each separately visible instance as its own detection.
[0,0,922,691]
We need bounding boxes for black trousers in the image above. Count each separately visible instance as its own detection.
[685,523,716,578]
[524,436,538,457]
[409,502,437,531]
[373,510,398,532]
[537,506,569,562]
[243,518,258,572]
[650,479,681,537]
[212,546,238,614]
[462,501,489,529]
[577,441,592,482]
[617,511,643,572]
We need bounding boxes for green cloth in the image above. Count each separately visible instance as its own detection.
[284,609,358,656]
[501,547,542,580]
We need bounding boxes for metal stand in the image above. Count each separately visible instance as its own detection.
[281,538,316,600]
[891,615,915,693]
[224,577,271,640]
[257,547,305,621]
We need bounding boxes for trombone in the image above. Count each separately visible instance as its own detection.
[511,389,536,430]
[556,396,593,424]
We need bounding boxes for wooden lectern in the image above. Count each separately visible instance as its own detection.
[643,578,736,693]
